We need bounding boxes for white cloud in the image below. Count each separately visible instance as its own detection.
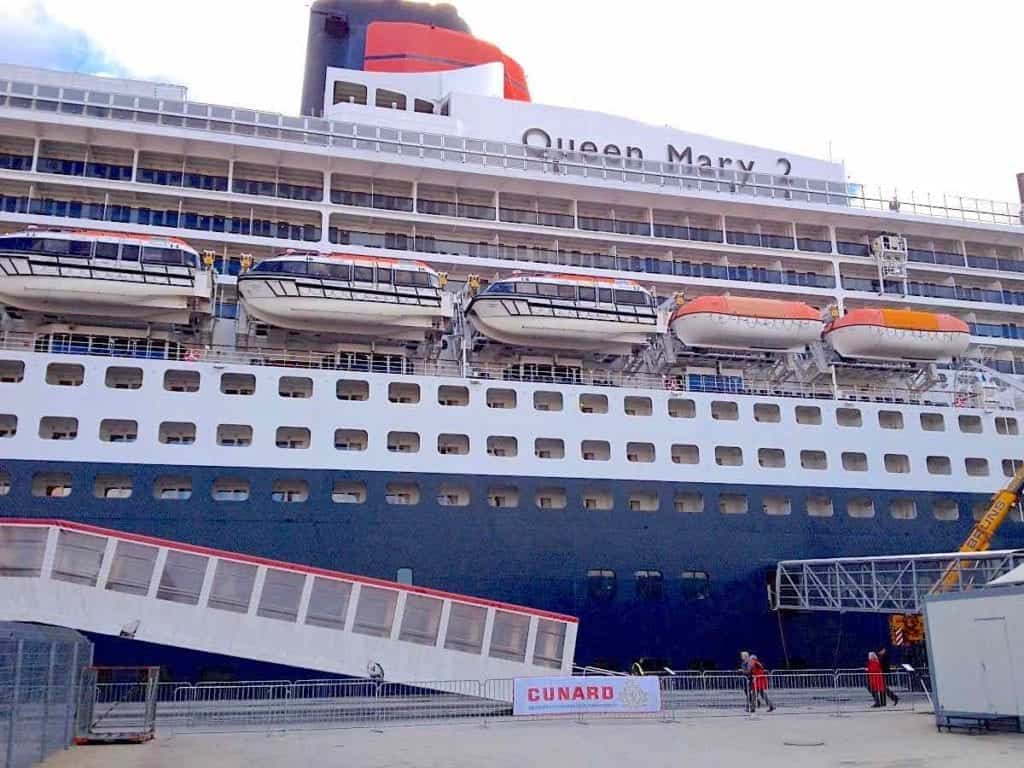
[4,0,1023,202]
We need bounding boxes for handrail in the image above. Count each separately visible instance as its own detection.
[1,78,1020,228]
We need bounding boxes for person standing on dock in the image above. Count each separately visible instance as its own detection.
[876,648,899,705]
[749,655,775,712]
[867,652,887,707]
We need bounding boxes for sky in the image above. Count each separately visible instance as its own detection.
[1,0,1022,203]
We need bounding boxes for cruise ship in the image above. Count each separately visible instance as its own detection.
[1,0,1023,676]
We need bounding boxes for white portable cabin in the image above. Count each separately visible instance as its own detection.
[924,567,1024,731]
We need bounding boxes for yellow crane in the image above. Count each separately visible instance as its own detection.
[890,462,1024,645]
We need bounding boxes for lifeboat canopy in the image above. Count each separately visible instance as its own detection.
[670,295,822,352]
[237,251,452,339]
[824,308,970,361]
[467,274,663,352]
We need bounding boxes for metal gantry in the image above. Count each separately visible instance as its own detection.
[774,550,1024,614]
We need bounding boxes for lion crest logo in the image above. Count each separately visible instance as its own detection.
[619,681,649,709]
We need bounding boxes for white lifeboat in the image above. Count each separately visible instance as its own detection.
[824,308,970,361]
[237,252,453,339]
[670,295,822,351]
[466,274,664,351]
[0,229,210,323]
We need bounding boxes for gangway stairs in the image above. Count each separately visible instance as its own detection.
[774,550,1024,614]
[0,520,577,697]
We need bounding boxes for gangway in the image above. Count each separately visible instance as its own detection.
[0,520,577,696]
[773,550,1024,614]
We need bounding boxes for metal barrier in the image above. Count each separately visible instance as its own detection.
[0,623,92,768]
[75,668,159,744]
[158,669,929,734]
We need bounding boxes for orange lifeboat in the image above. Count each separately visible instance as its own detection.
[824,308,970,361]
[669,296,822,351]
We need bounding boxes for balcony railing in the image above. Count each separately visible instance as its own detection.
[1,77,1020,227]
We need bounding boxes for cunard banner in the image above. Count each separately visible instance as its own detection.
[512,676,662,716]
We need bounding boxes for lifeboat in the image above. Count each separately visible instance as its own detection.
[670,295,822,351]
[0,229,210,323]
[237,252,453,339]
[466,274,664,351]
[824,308,970,361]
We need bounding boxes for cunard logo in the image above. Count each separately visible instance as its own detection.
[619,681,649,709]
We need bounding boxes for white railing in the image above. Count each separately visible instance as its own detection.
[1,78,1020,227]
[0,328,1000,410]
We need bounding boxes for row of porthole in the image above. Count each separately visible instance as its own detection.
[6,360,1021,438]
[7,414,1022,480]
[0,471,1001,522]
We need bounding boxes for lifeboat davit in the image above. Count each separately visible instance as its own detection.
[237,252,453,339]
[670,296,822,351]
[824,308,970,361]
[0,229,210,323]
[466,274,664,351]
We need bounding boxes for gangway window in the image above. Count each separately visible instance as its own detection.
[212,478,249,502]
[763,496,792,516]
[334,429,368,451]
[333,81,367,105]
[0,360,24,383]
[46,363,83,387]
[208,560,257,614]
[965,457,990,477]
[668,398,696,418]
[0,415,16,439]
[884,454,911,474]
[439,385,470,407]
[927,456,952,475]
[444,602,487,654]
[39,417,78,441]
[32,472,72,498]
[534,487,566,510]
[842,452,868,472]
[94,475,132,499]
[758,448,786,469]
[533,391,562,411]
[533,619,567,669]
[1003,459,1024,478]
[439,434,470,456]
[807,496,834,517]
[933,499,960,521]
[847,497,875,518]
[680,571,710,601]
[156,551,209,605]
[878,410,904,430]
[920,412,945,432]
[890,499,917,520]
[387,431,420,453]
[634,570,664,601]
[305,577,352,630]
[579,393,607,414]
[159,422,195,445]
[535,438,564,459]
[624,396,652,416]
[629,491,659,512]
[154,476,192,501]
[487,486,519,508]
[388,382,420,404]
[754,403,781,423]
[583,488,614,511]
[437,484,470,507]
[488,610,529,663]
[627,442,655,463]
[0,527,49,577]
[105,541,158,596]
[795,406,822,425]
[105,366,143,390]
[486,436,517,457]
[221,373,255,395]
[279,376,313,399]
[800,450,827,470]
[257,568,305,623]
[958,414,983,434]
[352,586,398,638]
[719,494,748,515]
[386,482,420,505]
[587,569,617,602]
[671,444,699,465]
[164,369,200,393]
[217,424,253,447]
[674,491,703,514]
[715,446,743,467]
[581,440,610,461]
[276,426,310,449]
[836,408,862,427]
[487,389,516,409]
[272,480,308,503]
[337,379,369,401]
[332,480,367,504]
[99,419,137,443]
[711,401,738,421]
[996,417,1019,436]
[398,594,443,646]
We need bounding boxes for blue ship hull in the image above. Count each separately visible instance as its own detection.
[2,458,1019,675]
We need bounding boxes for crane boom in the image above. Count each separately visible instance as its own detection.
[937,462,1024,591]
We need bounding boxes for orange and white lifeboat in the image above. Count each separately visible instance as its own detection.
[824,308,970,361]
[670,296,822,352]
[466,274,664,351]
[237,252,453,339]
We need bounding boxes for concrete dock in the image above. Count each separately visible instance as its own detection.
[44,711,1024,768]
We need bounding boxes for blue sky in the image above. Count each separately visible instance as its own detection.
[2,0,1023,204]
